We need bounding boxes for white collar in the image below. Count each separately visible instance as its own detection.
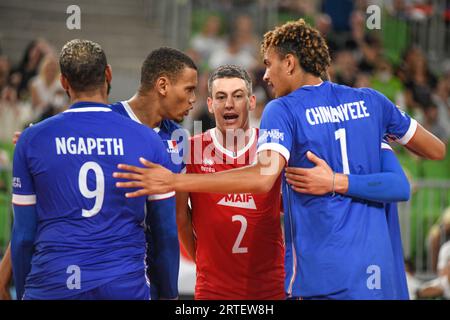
[209,127,256,159]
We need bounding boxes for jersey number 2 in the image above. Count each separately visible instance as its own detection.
[335,128,350,174]
[232,215,248,254]
[78,161,105,218]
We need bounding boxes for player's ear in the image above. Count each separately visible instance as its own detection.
[60,74,69,91]
[285,53,296,75]
[207,96,214,114]
[105,64,112,84]
[248,94,256,112]
[156,76,169,96]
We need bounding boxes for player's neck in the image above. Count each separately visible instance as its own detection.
[70,92,108,105]
[291,73,323,92]
[214,126,252,154]
[127,93,163,128]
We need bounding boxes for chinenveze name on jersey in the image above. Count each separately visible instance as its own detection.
[55,137,124,156]
[306,100,370,126]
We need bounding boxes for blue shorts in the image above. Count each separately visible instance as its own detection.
[24,271,150,300]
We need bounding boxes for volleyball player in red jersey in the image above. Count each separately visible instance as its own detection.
[176,65,285,300]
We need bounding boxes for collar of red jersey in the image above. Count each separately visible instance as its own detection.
[210,127,257,159]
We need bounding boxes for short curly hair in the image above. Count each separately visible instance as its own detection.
[140,47,197,92]
[59,39,107,92]
[261,19,331,77]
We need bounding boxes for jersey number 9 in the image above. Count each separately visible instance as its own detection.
[78,161,105,218]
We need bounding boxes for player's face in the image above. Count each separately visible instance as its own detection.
[207,77,256,132]
[164,67,197,122]
[263,47,291,98]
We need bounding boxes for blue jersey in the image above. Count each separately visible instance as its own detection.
[257,81,417,299]
[12,102,170,299]
[109,101,186,299]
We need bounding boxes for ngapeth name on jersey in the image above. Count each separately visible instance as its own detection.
[55,137,124,156]
[306,100,370,126]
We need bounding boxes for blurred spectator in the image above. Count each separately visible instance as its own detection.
[432,76,450,140]
[233,14,259,57]
[422,102,448,144]
[429,207,450,273]
[314,13,338,56]
[417,258,450,299]
[357,34,383,74]
[30,54,67,117]
[370,58,405,106]
[208,32,256,70]
[404,258,422,300]
[0,56,10,93]
[322,0,354,32]
[190,15,226,64]
[334,50,358,87]
[0,85,33,143]
[9,39,51,100]
[249,85,267,129]
[438,241,450,277]
[354,72,371,88]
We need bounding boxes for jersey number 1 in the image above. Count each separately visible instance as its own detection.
[335,128,350,174]
[78,161,105,218]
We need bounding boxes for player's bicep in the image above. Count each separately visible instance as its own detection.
[254,150,286,190]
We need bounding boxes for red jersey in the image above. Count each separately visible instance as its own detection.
[186,128,285,300]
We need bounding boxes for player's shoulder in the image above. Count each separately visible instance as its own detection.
[161,119,182,133]
[19,112,65,143]
[189,130,210,143]
[108,101,128,118]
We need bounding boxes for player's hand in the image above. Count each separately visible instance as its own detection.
[12,131,22,145]
[113,157,175,197]
[285,151,334,195]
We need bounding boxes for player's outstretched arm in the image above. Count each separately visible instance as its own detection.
[176,192,195,261]
[404,123,446,160]
[285,149,410,203]
[11,204,37,299]
[0,243,12,300]
[114,150,286,196]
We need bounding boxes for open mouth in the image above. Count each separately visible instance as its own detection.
[223,114,239,120]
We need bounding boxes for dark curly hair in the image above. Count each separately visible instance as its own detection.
[59,39,107,92]
[140,47,197,92]
[261,19,331,77]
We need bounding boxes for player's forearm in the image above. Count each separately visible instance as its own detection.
[0,243,12,287]
[405,124,446,160]
[346,172,410,202]
[172,164,276,194]
[11,205,38,299]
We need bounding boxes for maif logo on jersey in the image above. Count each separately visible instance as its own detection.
[218,193,256,210]
[166,140,179,154]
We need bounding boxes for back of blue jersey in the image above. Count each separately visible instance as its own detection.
[12,102,169,299]
[258,81,416,299]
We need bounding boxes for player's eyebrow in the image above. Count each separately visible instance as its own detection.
[215,88,246,96]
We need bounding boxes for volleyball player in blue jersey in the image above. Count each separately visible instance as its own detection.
[115,19,445,299]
